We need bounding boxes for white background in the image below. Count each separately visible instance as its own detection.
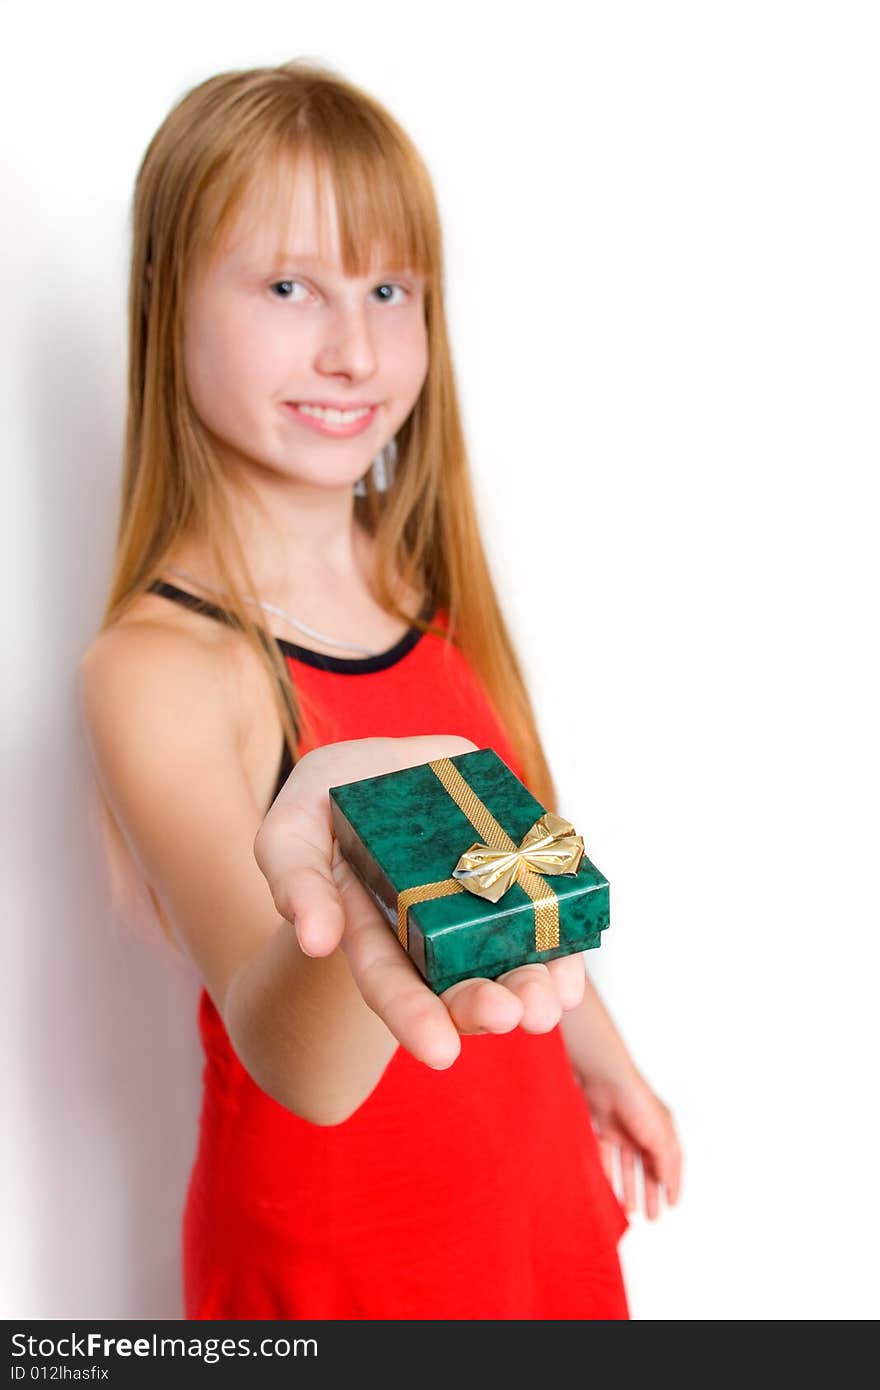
[2,1,878,1320]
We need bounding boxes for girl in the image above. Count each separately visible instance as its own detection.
[79,58,682,1320]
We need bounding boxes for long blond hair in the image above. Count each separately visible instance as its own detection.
[97,58,559,939]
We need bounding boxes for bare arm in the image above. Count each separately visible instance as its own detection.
[79,625,587,1126]
[560,968,684,1219]
[559,967,640,1088]
[78,626,404,1123]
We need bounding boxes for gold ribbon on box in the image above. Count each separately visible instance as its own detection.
[395,757,585,953]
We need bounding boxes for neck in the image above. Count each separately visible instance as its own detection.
[167,470,378,610]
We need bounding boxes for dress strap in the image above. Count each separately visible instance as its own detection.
[146,580,237,628]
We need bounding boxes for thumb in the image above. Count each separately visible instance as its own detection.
[254,812,345,958]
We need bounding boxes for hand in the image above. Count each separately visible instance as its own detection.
[254,735,587,1070]
[575,1069,683,1220]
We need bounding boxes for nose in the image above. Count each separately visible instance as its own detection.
[313,300,378,382]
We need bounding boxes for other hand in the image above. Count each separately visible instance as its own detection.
[575,1068,683,1220]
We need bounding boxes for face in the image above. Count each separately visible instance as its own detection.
[181,161,429,490]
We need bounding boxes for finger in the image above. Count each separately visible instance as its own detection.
[597,1137,617,1190]
[662,1136,684,1206]
[619,1145,639,1213]
[495,962,563,1033]
[360,964,464,1071]
[337,876,463,1070]
[544,953,587,1010]
[254,802,344,957]
[440,978,524,1035]
[644,1174,661,1221]
[643,1108,683,1209]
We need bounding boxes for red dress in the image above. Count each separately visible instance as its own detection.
[148,582,630,1319]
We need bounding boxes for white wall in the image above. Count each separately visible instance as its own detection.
[2,0,877,1320]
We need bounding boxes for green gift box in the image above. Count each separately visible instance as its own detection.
[328,747,611,994]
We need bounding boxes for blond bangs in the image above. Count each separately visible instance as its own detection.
[193,98,437,286]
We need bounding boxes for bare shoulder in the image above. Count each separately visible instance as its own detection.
[79,592,274,774]
[78,612,232,766]
[77,604,288,1016]
[80,607,224,690]
[77,612,246,843]
[84,594,219,674]
[81,587,251,694]
[76,596,275,889]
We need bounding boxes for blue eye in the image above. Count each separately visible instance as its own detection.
[270,280,308,300]
[373,283,408,305]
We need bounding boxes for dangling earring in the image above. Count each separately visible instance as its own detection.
[373,435,398,492]
[354,436,398,496]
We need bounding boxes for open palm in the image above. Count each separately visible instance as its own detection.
[254,735,588,1070]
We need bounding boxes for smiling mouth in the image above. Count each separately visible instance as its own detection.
[282,401,380,436]
[289,402,377,423]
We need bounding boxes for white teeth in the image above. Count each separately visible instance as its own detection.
[297,404,372,423]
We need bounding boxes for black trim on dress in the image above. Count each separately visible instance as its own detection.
[144,579,437,809]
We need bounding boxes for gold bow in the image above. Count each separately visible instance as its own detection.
[395,759,585,954]
[451,811,585,903]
